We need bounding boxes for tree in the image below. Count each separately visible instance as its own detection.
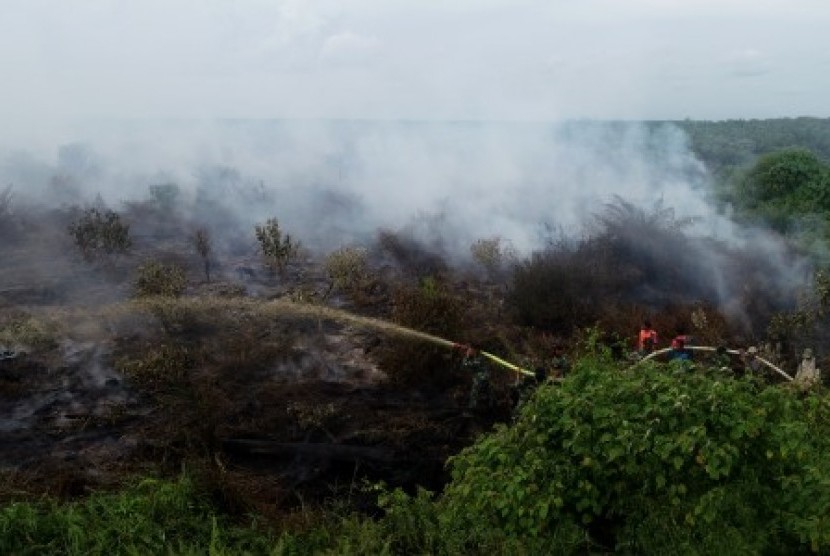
[68,207,132,261]
[739,149,824,204]
[254,218,299,274]
[191,228,213,283]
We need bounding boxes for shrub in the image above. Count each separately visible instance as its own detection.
[434,355,830,553]
[377,277,465,387]
[68,207,131,261]
[0,476,277,555]
[324,246,370,299]
[115,343,194,390]
[255,218,299,274]
[0,315,58,351]
[470,236,516,280]
[134,261,187,298]
[376,229,447,280]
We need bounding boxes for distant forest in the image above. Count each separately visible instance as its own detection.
[672,117,830,175]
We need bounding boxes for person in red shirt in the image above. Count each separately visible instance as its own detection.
[638,320,658,355]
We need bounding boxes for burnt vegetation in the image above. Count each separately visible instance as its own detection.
[4,120,830,552]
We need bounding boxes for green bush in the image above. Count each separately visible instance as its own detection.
[68,207,132,261]
[324,246,371,299]
[0,476,276,555]
[134,261,187,298]
[434,356,830,553]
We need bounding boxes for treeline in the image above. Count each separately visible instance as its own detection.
[673,117,830,176]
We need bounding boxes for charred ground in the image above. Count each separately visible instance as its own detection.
[0,181,821,525]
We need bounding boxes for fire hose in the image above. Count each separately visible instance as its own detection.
[637,346,793,382]
[452,343,535,377]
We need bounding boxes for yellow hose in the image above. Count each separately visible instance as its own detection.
[481,350,535,377]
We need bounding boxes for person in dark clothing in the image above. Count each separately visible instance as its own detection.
[462,347,493,412]
[512,366,547,412]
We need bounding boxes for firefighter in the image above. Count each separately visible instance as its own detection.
[550,344,570,378]
[459,346,493,412]
[637,320,658,356]
[668,336,692,363]
[512,365,547,416]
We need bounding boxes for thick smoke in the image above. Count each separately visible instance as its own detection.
[0,119,813,323]
[4,120,710,249]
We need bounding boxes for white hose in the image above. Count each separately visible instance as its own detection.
[637,345,794,382]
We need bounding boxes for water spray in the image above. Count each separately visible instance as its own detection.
[121,297,536,377]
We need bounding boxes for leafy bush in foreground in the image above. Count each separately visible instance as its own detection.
[436,357,830,553]
[7,356,830,554]
[0,476,275,555]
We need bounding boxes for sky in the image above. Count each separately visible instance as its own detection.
[2,0,830,124]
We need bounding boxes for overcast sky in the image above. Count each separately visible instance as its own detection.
[2,0,829,123]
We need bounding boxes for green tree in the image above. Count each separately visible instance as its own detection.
[254,217,299,274]
[68,207,132,261]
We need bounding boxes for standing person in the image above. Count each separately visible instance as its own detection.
[462,347,493,412]
[638,320,659,356]
[511,366,547,418]
[550,344,570,379]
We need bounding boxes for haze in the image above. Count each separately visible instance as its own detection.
[1,0,828,127]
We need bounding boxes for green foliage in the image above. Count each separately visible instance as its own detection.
[134,260,187,298]
[324,246,371,299]
[0,476,277,555]
[433,356,830,553]
[678,117,830,177]
[718,147,830,260]
[255,218,300,274]
[734,148,830,224]
[0,315,58,351]
[68,207,132,261]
